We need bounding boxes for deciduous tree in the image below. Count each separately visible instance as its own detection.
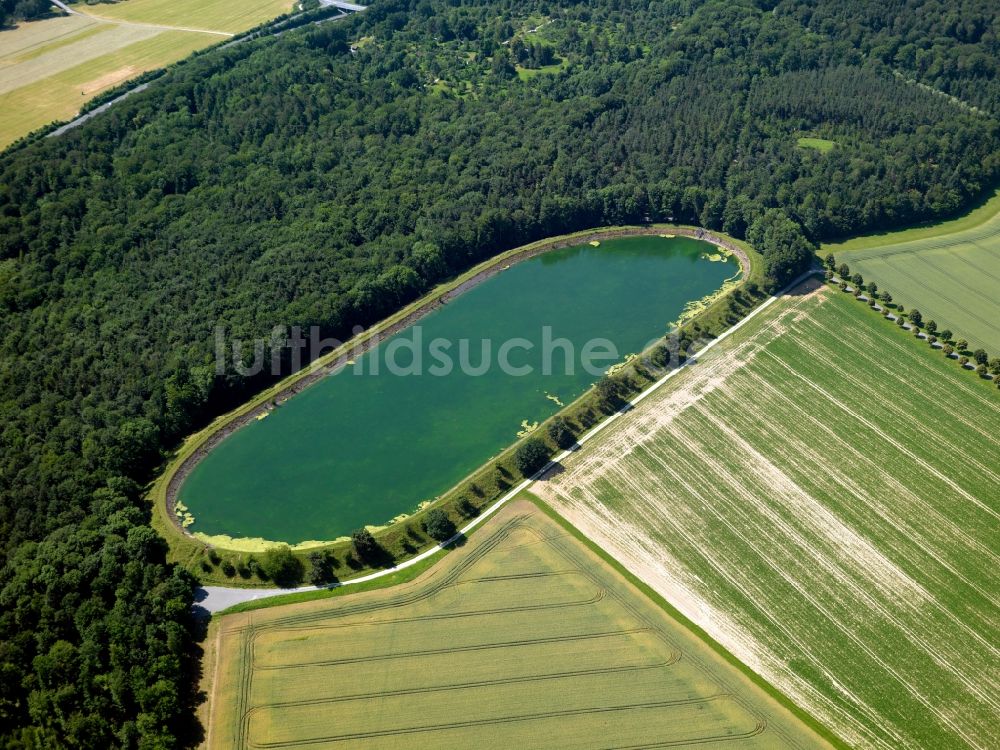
[514,438,551,477]
[424,509,457,541]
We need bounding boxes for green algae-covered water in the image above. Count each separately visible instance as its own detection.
[179,235,738,543]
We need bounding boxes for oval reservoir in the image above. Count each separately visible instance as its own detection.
[179,235,739,543]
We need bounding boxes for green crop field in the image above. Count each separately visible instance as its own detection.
[537,281,1000,750]
[0,0,294,148]
[207,501,831,749]
[825,189,1000,352]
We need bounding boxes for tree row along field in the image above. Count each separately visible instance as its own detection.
[207,502,832,750]
[825,190,1000,353]
[536,282,1000,750]
[0,0,295,148]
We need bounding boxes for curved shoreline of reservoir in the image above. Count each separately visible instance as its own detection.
[156,225,750,553]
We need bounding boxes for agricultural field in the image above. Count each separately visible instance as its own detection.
[536,281,1000,750]
[81,0,296,35]
[206,501,832,749]
[0,0,294,148]
[825,189,1000,352]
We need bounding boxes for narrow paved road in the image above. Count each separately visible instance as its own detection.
[318,0,367,10]
[47,82,154,138]
[195,270,821,615]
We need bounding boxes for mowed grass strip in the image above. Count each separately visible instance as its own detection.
[536,282,1000,750]
[207,502,832,749]
[81,0,295,35]
[0,29,209,148]
[826,189,1000,351]
[0,23,162,95]
[0,15,103,65]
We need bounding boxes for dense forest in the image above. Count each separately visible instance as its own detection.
[774,0,1000,115]
[0,0,998,746]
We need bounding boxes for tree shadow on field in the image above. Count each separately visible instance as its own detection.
[822,181,999,245]
[785,273,824,297]
[536,461,565,482]
[179,602,209,748]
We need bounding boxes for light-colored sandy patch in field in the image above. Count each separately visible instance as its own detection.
[555,286,826,491]
[79,65,140,95]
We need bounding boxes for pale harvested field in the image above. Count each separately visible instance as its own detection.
[84,0,295,35]
[0,27,207,147]
[0,14,101,69]
[536,281,1000,750]
[0,0,293,147]
[0,21,159,95]
[207,501,832,749]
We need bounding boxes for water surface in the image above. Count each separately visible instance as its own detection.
[180,235,738,542]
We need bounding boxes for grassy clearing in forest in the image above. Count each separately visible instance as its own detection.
[206,501,832,750]
[825,188,1000,352]
[797,136,835,152]
[536,281,1000,750]
[516,58,568,80]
